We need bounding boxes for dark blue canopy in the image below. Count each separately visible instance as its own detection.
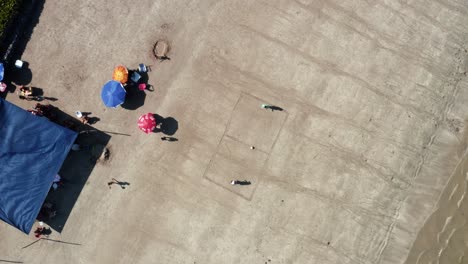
[0,98,77,233]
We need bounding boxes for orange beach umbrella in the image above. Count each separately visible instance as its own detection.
[112,65,128,84]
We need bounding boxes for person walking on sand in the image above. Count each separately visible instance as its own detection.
[261,104,283,112]
[261,104,273,110]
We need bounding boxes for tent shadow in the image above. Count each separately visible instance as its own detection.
[37,105,111,233]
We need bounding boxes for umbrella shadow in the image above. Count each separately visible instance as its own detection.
[152,114,178,136]
[136,71,149,85]
[11,62,32,86]
[30,86,43,96]
[152,113,164,125]
[161,117,178,136]
[121,84,146,110]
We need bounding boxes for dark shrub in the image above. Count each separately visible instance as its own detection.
[0,0,23,39]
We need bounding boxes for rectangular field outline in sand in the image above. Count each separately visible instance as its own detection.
[203,92,288,201]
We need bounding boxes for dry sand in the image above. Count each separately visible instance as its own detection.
[2,0,468,263]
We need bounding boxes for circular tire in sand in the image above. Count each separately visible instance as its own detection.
[153,40,170,59]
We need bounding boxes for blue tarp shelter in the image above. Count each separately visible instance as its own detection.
[0,98,77,233]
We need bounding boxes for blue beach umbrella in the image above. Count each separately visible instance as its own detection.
[101,80,126,107]
[0,63,4,81]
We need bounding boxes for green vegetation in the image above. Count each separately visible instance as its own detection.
[0,0,22,39]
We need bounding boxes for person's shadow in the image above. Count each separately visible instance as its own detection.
[161,136,178,142]
[117,181,130,189]
[237,180,251,185]
[270,106,283,111]
[108,179,130,189]
[43,96,58,101]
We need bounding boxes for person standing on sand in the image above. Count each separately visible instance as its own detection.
[34,222,46,238]
[231,180,251,185]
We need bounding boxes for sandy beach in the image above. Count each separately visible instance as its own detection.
[1,0,468,263]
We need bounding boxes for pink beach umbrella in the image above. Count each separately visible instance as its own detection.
[138,113,157,134]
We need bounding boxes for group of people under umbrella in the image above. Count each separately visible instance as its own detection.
[101,65,156,134]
